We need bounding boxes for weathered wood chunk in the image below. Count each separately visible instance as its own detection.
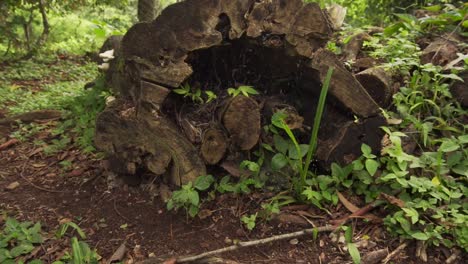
[201,127,228,165]
[355,67,394,108]
[222,96,261,151]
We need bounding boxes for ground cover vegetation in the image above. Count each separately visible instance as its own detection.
[0,0,467,263]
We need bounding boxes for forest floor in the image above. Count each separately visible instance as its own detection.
[0,57,461,264]
[0,138,457,264]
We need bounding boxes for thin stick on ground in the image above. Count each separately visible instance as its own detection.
[382,241,409,264]
[19,161,65,193]
[170,225,335,263]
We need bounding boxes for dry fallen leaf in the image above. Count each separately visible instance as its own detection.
[6,181,20,190]
[379,193,405,208]
[108,242,127,263]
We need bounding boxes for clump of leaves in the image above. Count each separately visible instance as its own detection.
[167,175,215,218]
[227,85,259,97]
[0,218,43,264]
[173,83,217,104]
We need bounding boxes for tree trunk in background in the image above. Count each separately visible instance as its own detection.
[137,0,155,22]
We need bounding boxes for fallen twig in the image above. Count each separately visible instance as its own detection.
[156,225,335,263]
[0,138,19,151]
[19,162,65,193]
[382,241,409,264]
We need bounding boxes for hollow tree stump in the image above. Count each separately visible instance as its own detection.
[95,0,386,186]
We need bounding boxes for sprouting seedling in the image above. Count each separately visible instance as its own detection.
[227,85,259,97]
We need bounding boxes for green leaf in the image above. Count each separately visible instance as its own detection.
[347,243,361,264]
[194,175,215,191]
[188,205,199,217]
[273,134,288,154]
[239,85,259,95]
[173,88,188,95]
[288,144,309,159]
[463,20,468,28]
[439,140,459,152]
[361,144,372,157]
[271,111,287,128]
[411,232,429,240]
[365,159,379,176]
[271,153,288,171]
[10,243,34,257]
[188,191,200,206]
[423,5,441,12]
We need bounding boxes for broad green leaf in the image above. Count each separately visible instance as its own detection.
[365,159,379,176]
[188,191,200,206]
[189,205,199,218]
[273,134,288,154]
[288,144,309,159]
[271,153,288,171]
[361,144,372,157]
[423,5,441,12]
[10,243,34,257]
[347,243,361,264]
[439,140,459,152]
[411,232,429,240]
[173,88,187,95]
[194,175,215,191]
[271,111,288,128]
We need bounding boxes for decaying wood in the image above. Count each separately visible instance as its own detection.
[201,127,228,164]
[95,0,387,186]
[95,101,206,186]
[222,96,260,150]
[327,4,346,30]
[342,32,371,61]
[311,49,380,117]
[355,67,394,108]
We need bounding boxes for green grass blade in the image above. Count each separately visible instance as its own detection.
[302,67,334,182]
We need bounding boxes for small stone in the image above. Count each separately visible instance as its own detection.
[289,238,299,245]
[224,237,232,244]
[6,181,20,190]
[148,253,156,258]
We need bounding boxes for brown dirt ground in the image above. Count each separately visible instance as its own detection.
[0,136,465,264]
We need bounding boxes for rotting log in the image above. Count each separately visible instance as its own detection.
[355,66,394,108]
[94,0,388,186]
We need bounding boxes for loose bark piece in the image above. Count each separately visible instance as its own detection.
[355,66,394,108]
[222,96,261,150]
[0,139,19,151]
[327,4,347,30]
[311,49,380,117]
[420,38,458,66]
[201,127,228,165]
[361,248,388,264]
[342,32,371,61]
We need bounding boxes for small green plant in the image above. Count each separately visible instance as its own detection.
[167,175,215,218]
[241,213,257,231]
[227,85,259,97]
[173,83,217,104]
[0,218,43,264]
[343,226,361,264]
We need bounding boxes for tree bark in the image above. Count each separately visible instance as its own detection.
[138,0,156,22]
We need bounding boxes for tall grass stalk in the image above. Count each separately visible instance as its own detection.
[301,67,334,184]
